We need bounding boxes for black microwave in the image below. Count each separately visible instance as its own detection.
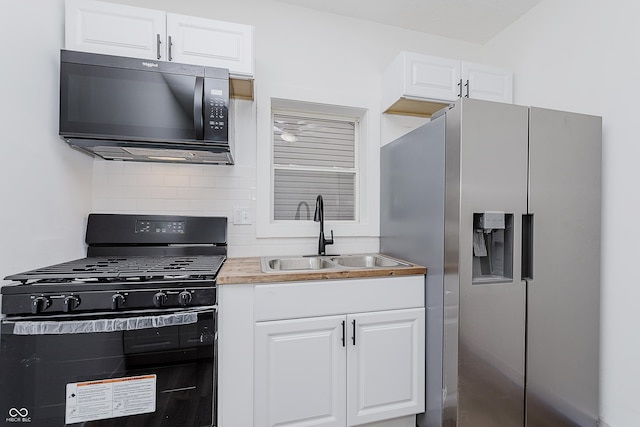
[59,49,234,164]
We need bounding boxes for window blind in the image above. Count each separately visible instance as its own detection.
[272,112,357,221]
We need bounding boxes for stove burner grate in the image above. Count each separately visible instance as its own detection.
[5,255,226,283]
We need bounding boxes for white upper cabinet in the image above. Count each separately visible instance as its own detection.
[166,13,254,77]
[65,0,165,60]
[64,0,255,78]
[382,52,461,107]
[462,61,513,103]
[382,51,513,117]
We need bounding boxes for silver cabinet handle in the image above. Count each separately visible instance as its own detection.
[156,34,161,60]
[458,79,463,98]
[168,35,173,61]
[465,79,470,98]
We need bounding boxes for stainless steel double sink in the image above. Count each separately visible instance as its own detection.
[261,253,411,273]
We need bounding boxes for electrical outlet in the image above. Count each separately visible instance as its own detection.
[232,207,251,225]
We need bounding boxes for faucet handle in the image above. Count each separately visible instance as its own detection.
[326,230,334,245]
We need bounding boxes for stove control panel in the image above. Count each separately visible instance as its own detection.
[1,286,215,316]
[135,220,185,234]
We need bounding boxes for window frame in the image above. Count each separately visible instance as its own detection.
[256,98,378,239]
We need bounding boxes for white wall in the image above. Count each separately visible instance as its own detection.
[3,0,626,424]
[481,1,637,425]
[0,0,93,284]
[93,0,483,257]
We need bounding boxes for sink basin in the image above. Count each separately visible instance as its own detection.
[329,254,410,268]
[264,257,334,272]
[261,254,411,273]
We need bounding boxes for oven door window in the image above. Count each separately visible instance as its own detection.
[60,62,200,141]
[0,309,215,427]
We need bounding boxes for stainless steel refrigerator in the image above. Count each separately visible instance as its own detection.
[380,98,601,427]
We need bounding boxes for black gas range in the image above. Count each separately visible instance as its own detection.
[1,255,225,316]
[0,214,227,427]
[2,214,227,316]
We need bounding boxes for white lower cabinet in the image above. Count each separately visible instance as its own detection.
[254,316,347,427]
[217,275,426,427]
[347,309,425,426]
[254,308,425,427]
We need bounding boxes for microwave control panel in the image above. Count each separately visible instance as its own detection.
[204,77,229,142]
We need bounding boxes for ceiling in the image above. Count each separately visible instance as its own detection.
[272,0,542,44]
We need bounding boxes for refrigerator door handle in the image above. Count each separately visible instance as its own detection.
[521,214,534,280]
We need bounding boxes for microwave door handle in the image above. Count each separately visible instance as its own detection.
[194,76,204,140]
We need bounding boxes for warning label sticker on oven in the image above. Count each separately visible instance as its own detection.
[65,375,156,424]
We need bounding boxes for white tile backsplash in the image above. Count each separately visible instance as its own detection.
[150,186,178,199]
[92,158,378,257]
[135,198,165,211]
[164,175,190,187]
[190,175,217,188]
[136,174,163,186]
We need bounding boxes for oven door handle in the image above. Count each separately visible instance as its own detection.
[3,306,216,336]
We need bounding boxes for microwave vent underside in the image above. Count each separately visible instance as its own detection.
[72,143,233,165]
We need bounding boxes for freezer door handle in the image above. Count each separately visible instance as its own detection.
[522,214,534,280]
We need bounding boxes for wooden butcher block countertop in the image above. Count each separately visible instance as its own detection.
[216,255,426,285]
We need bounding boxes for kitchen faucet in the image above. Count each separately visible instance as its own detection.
[314,195,334,255]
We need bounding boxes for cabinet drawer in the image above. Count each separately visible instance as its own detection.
[254,275,424,322]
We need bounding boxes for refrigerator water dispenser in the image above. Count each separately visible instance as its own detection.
[472,212,513,283]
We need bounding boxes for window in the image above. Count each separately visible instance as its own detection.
[256,98,377,239]
[272,111,358,222]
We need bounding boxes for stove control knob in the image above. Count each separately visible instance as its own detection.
[111,293,126,310]
[63,295,81,313]
[31,296,51,314]
[153,291,168,308]
[178,291,193,307]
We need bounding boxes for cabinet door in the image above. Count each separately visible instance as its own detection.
[347,308,425,426]
[461,61,513,103]
[166,13,254,77]
[402,52,461,103]
[255,316,347,427]
[65,0,166,60]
